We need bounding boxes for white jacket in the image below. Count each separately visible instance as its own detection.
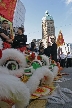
[60,54,66,59]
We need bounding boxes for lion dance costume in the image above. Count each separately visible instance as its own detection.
[0,38,60,108]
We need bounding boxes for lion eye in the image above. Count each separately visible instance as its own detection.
[3,60,19,70]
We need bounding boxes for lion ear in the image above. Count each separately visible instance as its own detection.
[0,49,2,59]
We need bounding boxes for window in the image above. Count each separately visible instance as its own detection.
[65,47,66,50]
[48,29,50,31]
[68,47,69,51]
[51,27,53,29]
[50,22,53,24]
[48,34,51,36]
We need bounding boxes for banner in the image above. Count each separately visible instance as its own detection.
[0,0,17,22]
[56,30,64,47]
[0,16,12,24]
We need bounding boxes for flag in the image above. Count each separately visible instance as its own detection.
[0,0,17,22]
[56,30,65,47]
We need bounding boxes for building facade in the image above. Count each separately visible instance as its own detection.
[42,11,55,47]
[13,0,26,27]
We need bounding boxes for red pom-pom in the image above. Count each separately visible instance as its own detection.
[0,49,2,59]
[17,47,27,52]
[37,55,42,60]
[31,52,35,59]
[3,42,11,49]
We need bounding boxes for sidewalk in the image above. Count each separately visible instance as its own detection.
[46,67,72,108]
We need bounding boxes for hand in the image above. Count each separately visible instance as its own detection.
[6,39,13,43]
[9,34,14,39]
[6,36,10,40]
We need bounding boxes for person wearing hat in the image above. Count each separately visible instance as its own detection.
[50,35,57,62]
[12,27,27,49]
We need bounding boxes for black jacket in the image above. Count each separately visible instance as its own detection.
[30,47,38,52]
[12,34,27,48]
[44,46,52,57]
[0,28,9,42]
[51,42,57,62]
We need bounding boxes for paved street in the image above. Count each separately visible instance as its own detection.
[46,67,72,108]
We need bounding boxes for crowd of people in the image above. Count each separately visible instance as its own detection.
[0,20,57,61]
[58,52,72,68]
[0,20,72,68]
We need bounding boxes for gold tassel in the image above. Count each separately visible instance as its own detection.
[10,24,14,40]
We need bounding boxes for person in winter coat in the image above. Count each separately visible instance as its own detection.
[51,36,57,62]
[44,42,52,57]
[12,27,27,48]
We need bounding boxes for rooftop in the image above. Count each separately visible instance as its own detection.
[42,10,53,21]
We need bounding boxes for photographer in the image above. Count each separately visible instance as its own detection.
[12,27,27,48]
